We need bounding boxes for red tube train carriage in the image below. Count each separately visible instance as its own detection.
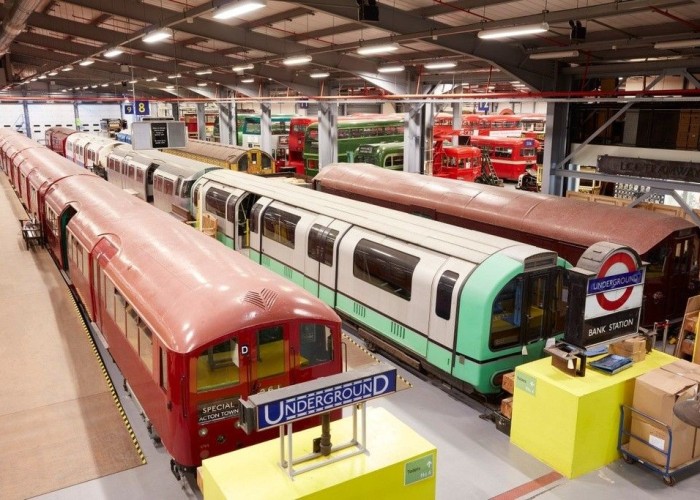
[1,130,343,475]
[313,163,700,327]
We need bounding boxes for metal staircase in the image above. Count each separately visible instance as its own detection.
[476,150,502,186]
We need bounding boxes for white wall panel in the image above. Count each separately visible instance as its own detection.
[0,104,27,134]
[28,104,76,143]
[77,104,122,133]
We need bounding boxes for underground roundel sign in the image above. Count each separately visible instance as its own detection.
[588,250,644,312]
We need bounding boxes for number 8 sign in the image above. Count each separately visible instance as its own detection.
[135,100,150,116]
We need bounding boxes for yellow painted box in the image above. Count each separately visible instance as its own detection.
[510,349,677,478]
[198,407,436,500]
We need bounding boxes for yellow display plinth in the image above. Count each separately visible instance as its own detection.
[198,407,436,499]
[510,349,677,478]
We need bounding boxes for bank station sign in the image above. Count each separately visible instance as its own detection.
[564,242,646,348]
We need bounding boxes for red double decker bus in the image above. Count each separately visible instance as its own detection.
[467,135,539,181]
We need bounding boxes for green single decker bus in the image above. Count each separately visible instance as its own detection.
[303,115,404,177]
[353,141,405,170]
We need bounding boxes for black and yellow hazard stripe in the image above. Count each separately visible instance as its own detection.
[67,290,147,465]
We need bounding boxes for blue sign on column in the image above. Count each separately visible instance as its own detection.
[124,103,134,114]
[135,101,150,116]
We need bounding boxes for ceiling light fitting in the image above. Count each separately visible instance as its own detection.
[48,71,58,76]
[168,73,182,79]
[61,66,73,72]
[283,55,312,66]
[195,69,213,75]
[310,72,330,79]
[356,43,399,56]
[425,61,456,69]
[477,22,549,40]
[143,28,171,43]
[146,77,158,82]
[79,59,95,66]
[213,0,266,20]
[654,39,700,50]
[166,85,175,89]
[529,49,579,60]
[104,48,124,58]
[232,63,254,72]
[377,64,404,73]
[128,79,138,84]
[197,82,208,86]
[101,83,109,87]
[38,75,47,80]
[241,78,254,83]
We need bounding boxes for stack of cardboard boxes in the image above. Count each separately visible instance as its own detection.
[628,360,700,468]
[501,372,514,419]
[610,336,647,362]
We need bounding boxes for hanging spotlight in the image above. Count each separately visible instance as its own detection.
[104,48,124,58]
[143,28,171,43]
[213,0,266,19]
[283,55,312,66]
[356,43,399,56]
[477,22,549,40]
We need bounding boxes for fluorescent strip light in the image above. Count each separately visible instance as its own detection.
[425,61,457,69]
[529,50,579,60]
[91,85,98,88]
[356,43,399,56]
[241,78,254,83]
[166,85,175,89]
[168,73,182,79]
[48,71,58,76]
[128,79,138,84]
[654,39,700,50]
[283,55,312,66]
[310,72,330,78]
[61,89,66,92]
[378,64,405,73]
[232,63,254,72]
[79,59,95,66]
[101,83,109,87]
[143,28,171,43]
[104,48,124,58]
[195,69,213,75]
[38,75,47,80]
[30,78,37,82]
[477,22,549,40]
[146,77,158,82]
[197,82,208,86]
[61,66,73,72]
[213,0,266,20]
[82,86,89,89]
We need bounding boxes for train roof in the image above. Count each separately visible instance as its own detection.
[200,169,555,266]
[175,139,256,162]
[38,160,337,355]
[313,163,697,256]
[141,149,223,176]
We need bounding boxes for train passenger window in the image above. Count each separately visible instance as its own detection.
[163,179,174,196]
[308,224,338,266]
[250,204,262,233]
[136,168,144,183]
[489,277,523,350]
[153,175,163,192]
[139,325,153,372]
[436,271,459,320]
[299,324,333,367]
[263,207,300,249]
[257,326,285,378]
[104,277,115,319]
[196,339,240,392]
[226,194,240,223]
[115,290,126,333]
[125,305,139,351]
[180,180,194,199]
[205,187,229,219]
[353,239,419,301]
[160,348,168,391]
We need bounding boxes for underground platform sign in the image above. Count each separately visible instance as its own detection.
[564,242,646,348]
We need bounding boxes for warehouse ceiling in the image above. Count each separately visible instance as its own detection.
[1,0,700,101]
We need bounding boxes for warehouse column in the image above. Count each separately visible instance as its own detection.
[22,99,31,139]
[196,103,206,140]
[318,102,338,169]
[219,102,233,145]
[404,103,423,174]
[541,101,570,195]
[260,101,272,154]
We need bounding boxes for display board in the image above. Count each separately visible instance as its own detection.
[131,121,187,150]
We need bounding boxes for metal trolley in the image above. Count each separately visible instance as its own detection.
[618,404,700,486]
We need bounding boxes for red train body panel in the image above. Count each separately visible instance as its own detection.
[313,163,700,326]
[45,126,78,156]
[2,130,344,469]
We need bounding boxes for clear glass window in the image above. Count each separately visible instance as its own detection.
[353,239,419,301]
[139,325,153,372]
[489,277,522,350]
[436,271,459,320]
[299,324,333,367]
[196,339,240,392]
[257,326,285,378]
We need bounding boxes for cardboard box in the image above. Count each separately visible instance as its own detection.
[661,359,700,383]
[609,336,646,362]
[502,372,515,394]
[629,369,698,468]
[501,396,513,419]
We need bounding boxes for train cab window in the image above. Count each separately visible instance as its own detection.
[181,180,194,199]
[489,277,523,350]
[436,271,459,320]
[205,187,229,218]
[257,326,285,378]
[263,207,300,249]
[524,275,547,343]
[299,323,333,367]
[645,244,668,279]
[353,239,419,301]
[196,339,240,392]
[308,224,338,266]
